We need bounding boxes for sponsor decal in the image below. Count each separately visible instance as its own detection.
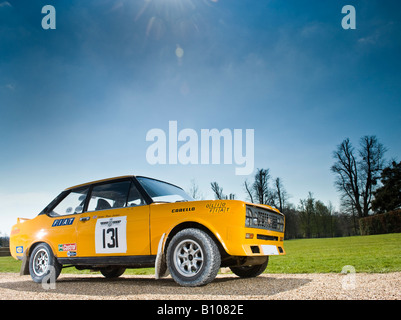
[16,246,23,254]
[67,251,77,257]
[206,202,230,213]
[52,217,75,227]
[58,243,77,252]
[100,218,122,227]
[171,207,195,213]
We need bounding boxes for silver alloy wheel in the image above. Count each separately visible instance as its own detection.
[173,239,204,277]
[32,248,49,277]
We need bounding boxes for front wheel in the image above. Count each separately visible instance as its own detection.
[29,243,62,284]
[167,228,221,287]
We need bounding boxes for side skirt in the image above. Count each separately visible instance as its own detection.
[57,255,156,268]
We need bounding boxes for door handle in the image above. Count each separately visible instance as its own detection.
[80,216,90,222]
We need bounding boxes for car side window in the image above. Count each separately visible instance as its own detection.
[49,186,89,217]
[87,180,132,212]
[127,182,145,206]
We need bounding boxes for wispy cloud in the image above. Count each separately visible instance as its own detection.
[5,83,15,90]
[0,1,11,8]
[358,29,382,45]
[358,21,396,46]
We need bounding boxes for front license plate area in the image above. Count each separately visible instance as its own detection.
[260,245,279,255]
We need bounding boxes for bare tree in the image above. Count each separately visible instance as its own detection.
[243,179,254,203]
[210,182,224,200]
[253,168,270,204]
[358,136,386,216]
[299,192,315,238]
[188,179,203,200]
[331,138,361,215]
[274,177,289,212]
[243,169,288,211]
[331,136,386,218]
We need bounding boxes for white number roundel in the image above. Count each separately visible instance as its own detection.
[95,216,127,254]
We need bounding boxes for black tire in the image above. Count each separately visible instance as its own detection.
[167,228,221,287]
[100,267,126,278]
[29,243,62,284]
[230,257,269,278]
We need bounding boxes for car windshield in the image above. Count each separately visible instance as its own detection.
[137,177,194,203]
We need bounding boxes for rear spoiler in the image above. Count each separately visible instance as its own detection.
[17,218,30,223]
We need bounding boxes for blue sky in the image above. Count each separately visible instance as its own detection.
[1,0,401,234]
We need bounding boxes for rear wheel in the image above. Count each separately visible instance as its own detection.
[29,243,62,283]
[167,228,221,287]
[230,257,269,278]
[100,267,126,278]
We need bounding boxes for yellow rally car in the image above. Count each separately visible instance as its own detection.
[10,175,285,287]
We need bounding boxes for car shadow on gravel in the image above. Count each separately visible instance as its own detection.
[0,274,312,298]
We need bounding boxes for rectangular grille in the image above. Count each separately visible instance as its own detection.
[246,205,284,232]
[256,210,280,230]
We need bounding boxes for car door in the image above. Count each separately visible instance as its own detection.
[76,179,151,258]
[45,186,90,258]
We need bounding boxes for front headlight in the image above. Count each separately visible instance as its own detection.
[245,207,253,227]
[277,216,284,231]
[251,212,258,226]
[246,207,259,227]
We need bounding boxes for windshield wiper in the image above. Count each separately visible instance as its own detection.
[175,200,188,202]
[152,201,171,204]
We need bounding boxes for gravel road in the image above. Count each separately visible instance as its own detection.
[0,272,400,300]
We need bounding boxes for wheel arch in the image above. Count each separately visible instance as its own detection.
[164,221,229,259]
[20,241,56,275]
[28,241,57,257]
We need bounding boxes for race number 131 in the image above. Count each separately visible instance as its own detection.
[95,216,127,254]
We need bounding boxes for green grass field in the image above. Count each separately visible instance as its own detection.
[267,233,401,273]
[1,233,400,275]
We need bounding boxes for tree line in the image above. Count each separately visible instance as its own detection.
[190,135,400,239]
[0,232,9,247]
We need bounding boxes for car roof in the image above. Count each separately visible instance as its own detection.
[64,175,135,191]
[64,175,184,191]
